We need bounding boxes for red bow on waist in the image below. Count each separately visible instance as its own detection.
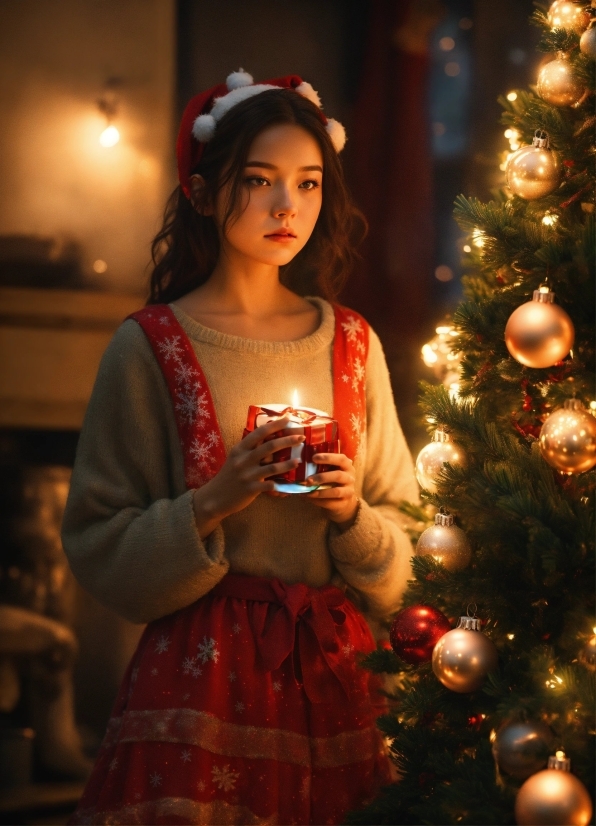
[211,574,353,703]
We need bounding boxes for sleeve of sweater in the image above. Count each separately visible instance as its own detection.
[61,320,229,624]
[327,327,419,620]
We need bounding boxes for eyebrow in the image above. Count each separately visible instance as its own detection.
[245,161,323,172]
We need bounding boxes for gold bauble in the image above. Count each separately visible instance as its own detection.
[416,511,471,572]
[539,399,596,474]
[515,754,593,826]
[415,429,467,494]
[547,1,590,32]
[492,720,554,780]
[580,24,596,59]
[506,131,561,200]
[432,618,498,693]
[505,288,574,368]
[537,56,584,107]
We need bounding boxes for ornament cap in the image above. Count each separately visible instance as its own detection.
[433,428,452,443]
[458,616,482,631]
[532,129,550,149]
[548,751,571,772]
[532,287,555,304]
[434,510,455,527]
[562,397,584,411]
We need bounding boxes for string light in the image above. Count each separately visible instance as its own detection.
[506,91,517,101]
[472,228,486,248]
[542,211,559,227]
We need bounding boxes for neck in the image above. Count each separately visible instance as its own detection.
[201,254,290,317]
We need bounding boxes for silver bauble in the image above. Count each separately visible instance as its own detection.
[492,720,554,779]
[432,617,498,693]
[547,1,590,31]
[415,429,467,494]
[580,24,596,59]
[515,753,593,826]
[416,511,471,572]
[506,131,561,200]
[505,288,574,368]
[537,56,584,107]
[539,399,596,474]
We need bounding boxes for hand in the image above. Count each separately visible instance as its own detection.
[192,418,303,538]
[304,452,359,528]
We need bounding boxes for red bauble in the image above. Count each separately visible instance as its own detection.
[390,604,452,665]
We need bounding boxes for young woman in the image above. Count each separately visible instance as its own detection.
[63,71,418,825]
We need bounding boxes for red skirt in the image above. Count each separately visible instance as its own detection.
[71,574,392,825]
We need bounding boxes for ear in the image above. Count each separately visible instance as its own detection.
[189,174,213,215]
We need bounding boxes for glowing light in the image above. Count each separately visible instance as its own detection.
[421,344,438,365]
[93,259,108,273]
[489,729,497,743]
[292,389,300,410]
[556,750,566,761]
[445,62,460,76]
[463,244,471,253]
[472,228,485,248]
[538,285,551,293]
[542,212,559,226]
[439,37,455,51]
[99,125,120,147]
[507,633,515,640]
[506,91,518,101]
[435,265,454,282]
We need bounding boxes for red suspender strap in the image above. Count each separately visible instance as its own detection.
[127,305,226,489]
[332,304,369,462]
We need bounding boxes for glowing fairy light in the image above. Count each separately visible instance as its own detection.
[506,91,517,101]
[472,228,486,248]
[99,125,120,147]
[542,212,559,227]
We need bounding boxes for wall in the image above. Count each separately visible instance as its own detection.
[0,0,176,296]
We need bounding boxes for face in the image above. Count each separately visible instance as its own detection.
[212,123,324,269]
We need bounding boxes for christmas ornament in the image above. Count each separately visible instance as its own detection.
[505,286,575,368]
[421,324,461,386]
[537,54,584,107]
[415,510,472,572]
[389,604,451,665]
[547,1,590,31]
[579,634,596,670]
[506,130,562,200]
[432,615,498,693]
[415,429,467,494]
[539,398,596,474]
[492,720,554,780]
[515,751,593,826]
[580,22,596,58]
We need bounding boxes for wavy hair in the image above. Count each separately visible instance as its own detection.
[148,88,366,304]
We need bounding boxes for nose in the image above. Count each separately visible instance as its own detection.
[272,184,296,218]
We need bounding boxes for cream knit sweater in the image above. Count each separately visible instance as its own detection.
[62,298,418,625]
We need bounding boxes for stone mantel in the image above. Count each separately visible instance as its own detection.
[0,287,142,430]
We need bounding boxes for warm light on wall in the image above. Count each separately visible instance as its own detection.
[97,77,123,149]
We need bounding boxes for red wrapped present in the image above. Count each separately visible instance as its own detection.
[244,404,340,484]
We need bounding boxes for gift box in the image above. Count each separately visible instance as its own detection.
[244,404,340,484]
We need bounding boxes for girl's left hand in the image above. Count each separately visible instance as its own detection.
[305,453,359,529]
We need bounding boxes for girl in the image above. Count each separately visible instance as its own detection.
[63,71,418,825]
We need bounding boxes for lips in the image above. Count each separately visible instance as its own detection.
[265,229,296,240]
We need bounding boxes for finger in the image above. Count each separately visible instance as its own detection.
[265,490,290,498]
[306,486,349,500]
[252,457,300,480]
[253,434,305,463]
[243,417,292,448]
[306,470,352,487]
[312,453,354,471]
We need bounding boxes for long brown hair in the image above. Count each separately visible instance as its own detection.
[148,89,365,304]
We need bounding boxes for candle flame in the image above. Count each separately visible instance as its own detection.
[292,389,300,410]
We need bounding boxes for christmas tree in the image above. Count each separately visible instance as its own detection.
[349,4,595,825]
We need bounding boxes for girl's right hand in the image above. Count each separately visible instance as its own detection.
[192,418,304,538]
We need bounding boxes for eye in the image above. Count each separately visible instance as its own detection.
[245,176,270,187]
[299,179,321,191]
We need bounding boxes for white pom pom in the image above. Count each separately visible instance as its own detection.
[295,81,322,108]
[226,70,254,91]
[192,113,216,143]
[326,118,346,152]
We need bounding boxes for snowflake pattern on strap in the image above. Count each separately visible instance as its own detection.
[333,306,369,462]
[127,306,227,489]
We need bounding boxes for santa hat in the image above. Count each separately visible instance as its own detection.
[176,70,346,198]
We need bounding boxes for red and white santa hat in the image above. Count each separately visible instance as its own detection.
[176,70,346,198]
